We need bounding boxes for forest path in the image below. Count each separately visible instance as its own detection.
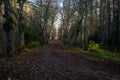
[0,41,120,80]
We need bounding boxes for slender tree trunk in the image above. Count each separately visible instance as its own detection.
[74,24,79,46]
[80,21,83,48]
[83,0,88,50]
[119,0,120,45]
[100,0,104,43]
[39,31,44,46]
[74,18,82,47]
[38,0,44,45]
[89,1,93,37]
[6,29,14,56]
[77,0,83,48]
[4,0,14,56]
[49,18,55,40]
[63,29,68,44]
[18,2,25,47]
[112,0,115,46]
[84,16,88,50]
[43,0,51,43]
[19,25,24,47]
[107,0,111,43]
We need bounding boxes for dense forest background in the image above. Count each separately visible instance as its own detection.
[0,0,120,57]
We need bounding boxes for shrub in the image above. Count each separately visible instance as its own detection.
[27,41,40,48]
[18,45,28,53]
[22,48,29,52]
[89,41,102,52]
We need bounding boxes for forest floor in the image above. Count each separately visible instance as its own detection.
[0,41,120,80]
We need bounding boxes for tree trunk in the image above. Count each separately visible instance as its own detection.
[74,18,82,47]
[84,16,88,50]
[63,29,68,44]
[18,2,25,47]
[4,0,14,56]
[6,29,14,56]
[19,26,24,47]
[89,1,93,37]
[43,0,51,43]
[39,31,44,46]
[38,0,44,45]
[112,0,115,46]
[84,0,88,50]
[100,0,104,43]
[107,0,111,44]
[119,1,120,46]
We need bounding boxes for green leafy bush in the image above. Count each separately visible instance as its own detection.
[89,41,102,52]
[27,41,40,48]
[88,41,120,61]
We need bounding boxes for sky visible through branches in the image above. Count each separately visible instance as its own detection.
[28,0,63,29]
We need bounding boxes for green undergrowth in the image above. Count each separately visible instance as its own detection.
[27,41,41,49]
[18,41,49,53]
[27,41,49,49]
[76,48,120,62]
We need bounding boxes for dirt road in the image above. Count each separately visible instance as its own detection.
[0,41,120,80]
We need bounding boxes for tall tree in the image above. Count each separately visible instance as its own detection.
[100,0,104,43]
[118,0,120,45]
[107,0,111,43]
[17,0,26,47]
[3,0,14,56]
[43,0,51,43]
[83,0,88,50]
